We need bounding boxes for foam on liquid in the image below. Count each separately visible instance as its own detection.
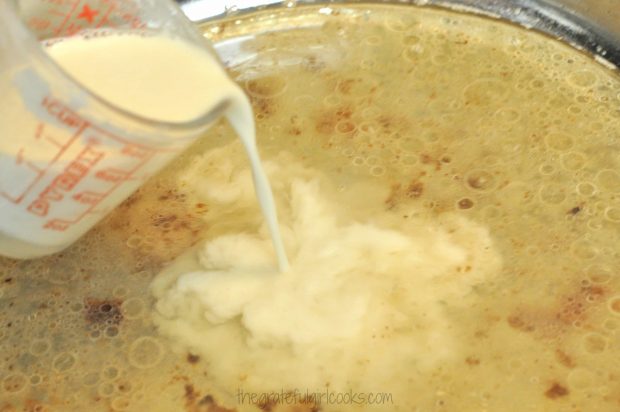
[46,33,289,271]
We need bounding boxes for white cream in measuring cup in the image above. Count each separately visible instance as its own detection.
[44,33,289,270]
[0,0,288,268]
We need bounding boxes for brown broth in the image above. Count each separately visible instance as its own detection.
[1,4,620,412]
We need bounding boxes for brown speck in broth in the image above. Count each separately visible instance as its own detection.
[377,114,393,131]
[507,284,608,339]
[158,188,187,202]
[289,126,302,136]
[183,383,234,412]
[507,314,535,332]
[555,349,575,368]
[465,357,480,366]
[567,205,582,215]
[545,382,569,399]
[385,183,401,210]
[184,384,198,405]
[251,96,275,119]
[336,78,358,95]
[84,298,123,326]
[119,191,141,209]
[467,175,486,189]
[336,121,356,134]
[406,181,424,199]
[258,399,276,412]
[198,395,214,406]
[556,285,606,325]
[24,399,46,412]
[152,214,177,227]
[302,55,325,72]
[474,329,489,339]
[458,198,474,209]
[187,353,200,364]
[420,153,442,171]
[315,106,353,135]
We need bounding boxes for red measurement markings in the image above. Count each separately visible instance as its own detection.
[43,219,71,231]
[27,143,105,217]
[34,124,44,140]
[77,4,98,23]
[52,0,81,35]
[13,148,43,175]
[121,144,153,159]
[96,2,116,27]
[15,149,25,165]
[0,98,87,204]
[73,191,105,205]
[95,168,131,183]
[1,96,175,232]
[28,17,52,32]
[46,0,135,35]
[35,121,64,148]
[44,96,88,129]
[43,146,155,232]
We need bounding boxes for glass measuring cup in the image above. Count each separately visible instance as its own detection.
[0,0,234,259]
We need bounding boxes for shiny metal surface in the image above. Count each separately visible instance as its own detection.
[176,0,620,68]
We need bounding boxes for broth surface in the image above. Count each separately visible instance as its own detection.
[1,4,620,412]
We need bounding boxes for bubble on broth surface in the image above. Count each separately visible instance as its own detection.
[603,318,619,330]
[570,239,598,260]
[105,325,120,338]
[567,70,597,88]
[604,206,620,222]
[245,76,288,98]
[29,339,50,356]
[112,286,129,299]
[52,352,77,372]
[457,198,475,210]
[121,298,145,320]
[545,132,574,151]
[29,374,41,386]
[3,373,28,393]
[82,371,100,387]
[585,264,613,284]
[111,396,131,411]
[370,165,386,176]
[98,381,116,398]
[402,44,427,63]
[576,181,597,196]
[538,163,555,175]
[466,170,496,191]
[102,365,120,380]
[385,14,419,31]
[596,169,620,193]
[128,337,165,369]
[402,33,421,46]
[581,333,608,354]
[608,296,620,316]
[539,183,567,204]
